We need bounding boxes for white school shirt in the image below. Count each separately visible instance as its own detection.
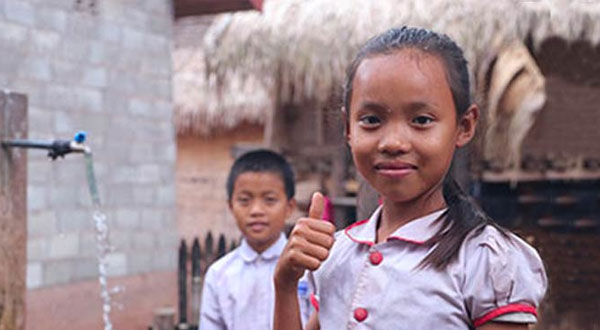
[308,206,547,329]
[199,233,287,330]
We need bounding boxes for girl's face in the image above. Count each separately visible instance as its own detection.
[347,49,477,204]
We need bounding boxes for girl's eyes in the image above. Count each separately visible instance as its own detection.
[358,115,381,127]
[412,116,434,126]
[358,114,434,128]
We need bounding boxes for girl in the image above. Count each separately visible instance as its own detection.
[273,27,547,330]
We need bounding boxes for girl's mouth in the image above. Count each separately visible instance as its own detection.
[374,162,417,178]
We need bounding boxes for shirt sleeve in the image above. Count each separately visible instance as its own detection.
[199,266,226,330]
[461,226,547,328]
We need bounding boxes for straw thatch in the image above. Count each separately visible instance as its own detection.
[174,15,272,136]
[174,0,600,136]
[484,41,546,172]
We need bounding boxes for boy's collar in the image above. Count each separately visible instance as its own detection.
[344,205,447,246]
[239,233,287,263]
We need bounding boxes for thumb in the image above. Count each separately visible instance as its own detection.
[308,192,325,220]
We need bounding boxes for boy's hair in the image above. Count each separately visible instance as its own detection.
[226,149,295,201]
[344,26,502,270]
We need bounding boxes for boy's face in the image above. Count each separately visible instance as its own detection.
[229,171,295,254]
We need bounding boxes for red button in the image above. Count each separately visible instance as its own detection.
[354,307,368,322]
[369,251,383,265]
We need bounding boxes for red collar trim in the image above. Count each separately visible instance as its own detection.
[344,220,426,246]
[344,207,447,246]
[344,219,374,246]
[387,236,426,245]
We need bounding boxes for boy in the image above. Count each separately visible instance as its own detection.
[199,149,297,330]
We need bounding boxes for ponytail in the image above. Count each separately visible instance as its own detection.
[420,174,505,270]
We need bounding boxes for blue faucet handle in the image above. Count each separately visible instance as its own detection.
[74,131,87,143]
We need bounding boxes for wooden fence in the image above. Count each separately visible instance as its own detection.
[150,232,238,330]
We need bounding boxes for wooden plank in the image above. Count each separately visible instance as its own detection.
[0,91,27,330]
[174,0,255,17]
[481,170,600,182]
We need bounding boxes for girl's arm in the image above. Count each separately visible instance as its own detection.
[272,287,320,330]
[273,193,334,330]
[273,280,303,330]
[476,322,529,330]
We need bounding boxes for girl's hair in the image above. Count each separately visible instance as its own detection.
[343,26,500,270]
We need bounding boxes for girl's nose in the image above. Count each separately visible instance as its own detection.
[377,128,411,155]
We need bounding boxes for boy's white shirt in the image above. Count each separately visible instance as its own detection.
[198,233,288,330]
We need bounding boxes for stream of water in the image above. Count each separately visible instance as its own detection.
[84,152,115,330]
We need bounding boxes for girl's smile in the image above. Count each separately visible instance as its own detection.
[373,160,417,179]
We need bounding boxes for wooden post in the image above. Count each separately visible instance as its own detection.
[190,238,202,327]
[153,307,175,330]
[204,232,214,263]
[178,240,188,326]
[264,66,285,150]
[229,239,237,252]
[216,234,226,259]
[0,91,28,330]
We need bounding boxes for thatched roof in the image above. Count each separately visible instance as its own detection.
[173,0,600,135]
[173,15,271,136]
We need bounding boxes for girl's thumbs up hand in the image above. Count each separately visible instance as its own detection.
[275,192,336,289]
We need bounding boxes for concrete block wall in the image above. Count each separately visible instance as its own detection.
[0,0,178,288]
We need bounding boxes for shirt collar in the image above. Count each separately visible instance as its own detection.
[239,232,287,263]
[344,205,447,246]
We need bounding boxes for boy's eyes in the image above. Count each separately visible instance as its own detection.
[234,195,279,205]
[265,197,278,205]
[236,196,251,204]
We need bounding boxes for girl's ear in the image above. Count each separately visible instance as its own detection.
[456,104,479,148]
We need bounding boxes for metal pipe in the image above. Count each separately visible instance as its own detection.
[1,139,57,150]
[1,131,90,160]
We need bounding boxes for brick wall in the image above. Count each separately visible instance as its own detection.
[0,0,177,288]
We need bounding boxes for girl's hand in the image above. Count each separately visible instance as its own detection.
[274,192,336,289]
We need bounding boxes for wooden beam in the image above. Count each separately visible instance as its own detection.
[174,0,255,17]
[0,91,27,330]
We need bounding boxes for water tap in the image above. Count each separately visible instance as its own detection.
[48,131,91,159]
[2,131,91,160]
